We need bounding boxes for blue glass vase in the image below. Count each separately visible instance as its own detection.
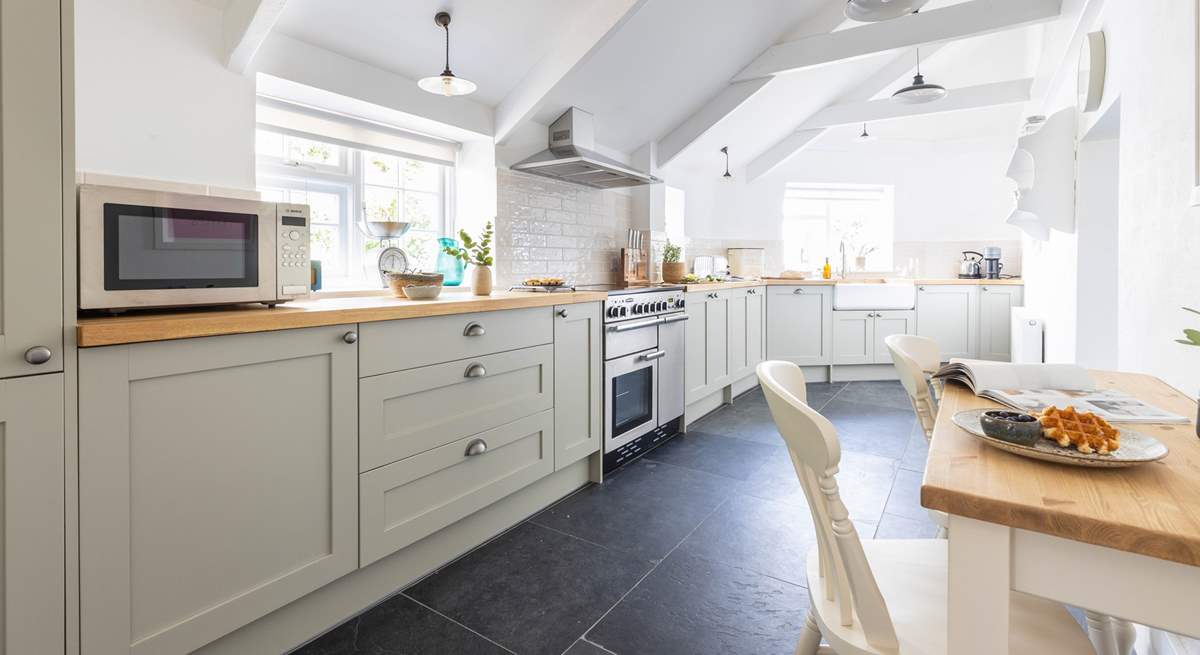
[436,237,466,286]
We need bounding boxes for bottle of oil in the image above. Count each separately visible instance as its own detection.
[822,257,832,280]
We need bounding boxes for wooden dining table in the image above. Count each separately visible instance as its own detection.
[922,371,1200,654]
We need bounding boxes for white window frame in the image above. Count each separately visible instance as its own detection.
[782,183,895,273]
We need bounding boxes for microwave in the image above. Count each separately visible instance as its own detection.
[78,184,311,311]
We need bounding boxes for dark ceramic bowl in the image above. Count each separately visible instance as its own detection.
[979,410,1043,446]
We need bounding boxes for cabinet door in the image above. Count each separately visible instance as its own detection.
[727,289,749,379]
[916,285,979,359]
[80,326,359,655]
[705,293,731,388]
[684,293,708,403]
[553,302,602,469]
[978,286,1025,362]
[0,0,65,377]
[873,310,917,364]
[832,311,874,365]
[746,288,765,369]
[768,286,832,366]
[0,374,65,654]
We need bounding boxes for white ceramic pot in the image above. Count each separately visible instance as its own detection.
[471,265,493,296]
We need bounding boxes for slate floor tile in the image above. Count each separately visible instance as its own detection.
[674,492,817,587]
[291,595,509,655]
[691,405,783,446]
[874,512,940,539]
[586,552,810,655]
[900,422,931,472]
[532,458,731,560]
[818,400,916,459]
[563,639,615,655]
[405,523,651,655]
[736,448,898,525]
[644,430,782,481]
[835,380,916,411]
[801,381,848,411]
[883,468,929,522]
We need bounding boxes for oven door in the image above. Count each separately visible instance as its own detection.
[79,185,278,310]
[604,348,660,453]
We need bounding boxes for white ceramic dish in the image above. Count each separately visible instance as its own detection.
[402,285,442,300]
[951,408,1168,468]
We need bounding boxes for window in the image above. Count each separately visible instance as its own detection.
[781,184,895,273]
[256,129,452,289]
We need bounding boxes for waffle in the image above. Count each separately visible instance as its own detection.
[1036,405,1121,454]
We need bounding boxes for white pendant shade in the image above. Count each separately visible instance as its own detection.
[845,0,930,22]
[418,73,477,97]
[1006,148,1035,191]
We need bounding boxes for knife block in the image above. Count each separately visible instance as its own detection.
[621,248,649,286]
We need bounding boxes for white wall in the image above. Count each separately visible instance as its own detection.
[670,136,1022,244]
[76,0,256,190]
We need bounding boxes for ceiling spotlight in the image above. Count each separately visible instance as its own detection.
[417,12,477,97]
[857,123,877,142]
[892,48,946,104]
[720,146,732,179]
[845,0,929,22]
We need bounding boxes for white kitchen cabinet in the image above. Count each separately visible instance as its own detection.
[832,311,875,365]
[873,310,918,364]
[745,287,765,373]
[767,285,833,366]
[727,289,748,379]
[684,294,708,401]
[685,287,765,404]
[553,302,603,469]
[0,373,65,654]
[916,285,979,359]
[79,325,359,655]
[978,285,1025,361]
[0,0,67,378]
[705,292,731,389]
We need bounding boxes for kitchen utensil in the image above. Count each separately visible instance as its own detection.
[375,246,409,287]
[952,408,1168,468]
[959,251,984,279]
[401,285,442,300]
[359,219,413,238]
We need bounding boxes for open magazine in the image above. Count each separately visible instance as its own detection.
[932,359,1189,424]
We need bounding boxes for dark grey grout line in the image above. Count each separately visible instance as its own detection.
[400,593,520,655]
[563,496,733,655]
[814,381,850,412]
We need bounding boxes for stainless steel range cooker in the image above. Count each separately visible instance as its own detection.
[585,285,688,473]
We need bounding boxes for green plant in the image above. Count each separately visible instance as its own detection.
[1177,307,1200,346]
[662,240,682,264]
[442,221,494,267]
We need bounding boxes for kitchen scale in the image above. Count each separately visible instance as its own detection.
[359,218,412,287]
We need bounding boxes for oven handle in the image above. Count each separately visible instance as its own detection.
[609,317,664,332]
[639,350,667,361]
[660,314,689,324]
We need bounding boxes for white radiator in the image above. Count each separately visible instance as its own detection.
[1010,307,1044,363]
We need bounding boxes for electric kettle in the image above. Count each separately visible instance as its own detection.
[959,251,984,279]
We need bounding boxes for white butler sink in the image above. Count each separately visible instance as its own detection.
[834,281,916,310]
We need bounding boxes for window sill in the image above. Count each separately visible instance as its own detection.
[310,286,472,300]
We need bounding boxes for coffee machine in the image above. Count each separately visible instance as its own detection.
[983,246,1004,279]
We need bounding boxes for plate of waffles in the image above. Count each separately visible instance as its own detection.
[951,406,1169,468]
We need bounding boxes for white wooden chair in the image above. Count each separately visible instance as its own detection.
[883,334,941,440]
[755,360,1095,655]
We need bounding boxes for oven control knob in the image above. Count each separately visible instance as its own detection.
[620,306,628,317]
[631,305,640,315]
[677,298,685,308]
[657,301,666,311]
[607,307,618,318]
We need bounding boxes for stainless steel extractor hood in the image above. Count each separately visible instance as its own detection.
[511,108,660,189]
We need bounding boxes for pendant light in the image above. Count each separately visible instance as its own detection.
[845,0,929,22]
[857,123,877,142]
[720,146,732,179]
[418,12,477,97]
[892,48,946,104]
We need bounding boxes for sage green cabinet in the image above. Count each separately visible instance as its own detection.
[79,325,359,655]
[553,302,602,469]
[832,311,875,365]
[0,0,66,378]
[685,291,733,403]
[767,286,833,366]
[916,285,979,359]
[978,285,1025,362]
[727,289,748,378]
[0,373,65,654]
[745,287,765,374]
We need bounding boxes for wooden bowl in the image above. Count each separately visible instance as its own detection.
[385,271,443,298]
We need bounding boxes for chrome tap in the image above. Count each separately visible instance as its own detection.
[839,241,847,279]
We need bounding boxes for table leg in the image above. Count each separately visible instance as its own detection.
[948,515,1011,655]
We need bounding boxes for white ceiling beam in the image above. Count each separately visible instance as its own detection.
[733,0,1062,81]
[1029,0,1104,111]
[745,43,948,181]
[657,79,771,166]
[494,0,645,145]
[799,78,1034,130]
[224,0,290,73]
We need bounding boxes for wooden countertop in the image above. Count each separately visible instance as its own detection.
[679,278,1024,292]
[922,371,1200,567]
[77,291,608,347]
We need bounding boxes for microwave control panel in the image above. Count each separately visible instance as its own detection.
[277,203,311,299]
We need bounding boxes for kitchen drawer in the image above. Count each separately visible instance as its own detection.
[359,307,553,377]
[359,410,554,566]
[360,344,554,471]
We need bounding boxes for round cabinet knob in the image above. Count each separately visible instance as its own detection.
[919,286,926,291]
[464,438,488,457]
[557,309,569,318]
[23,346,52,365]
[342,331,358,344]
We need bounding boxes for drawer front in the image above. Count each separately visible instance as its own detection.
[359,307,554,377]
[360,344,553,472]
[359,410,554,566]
